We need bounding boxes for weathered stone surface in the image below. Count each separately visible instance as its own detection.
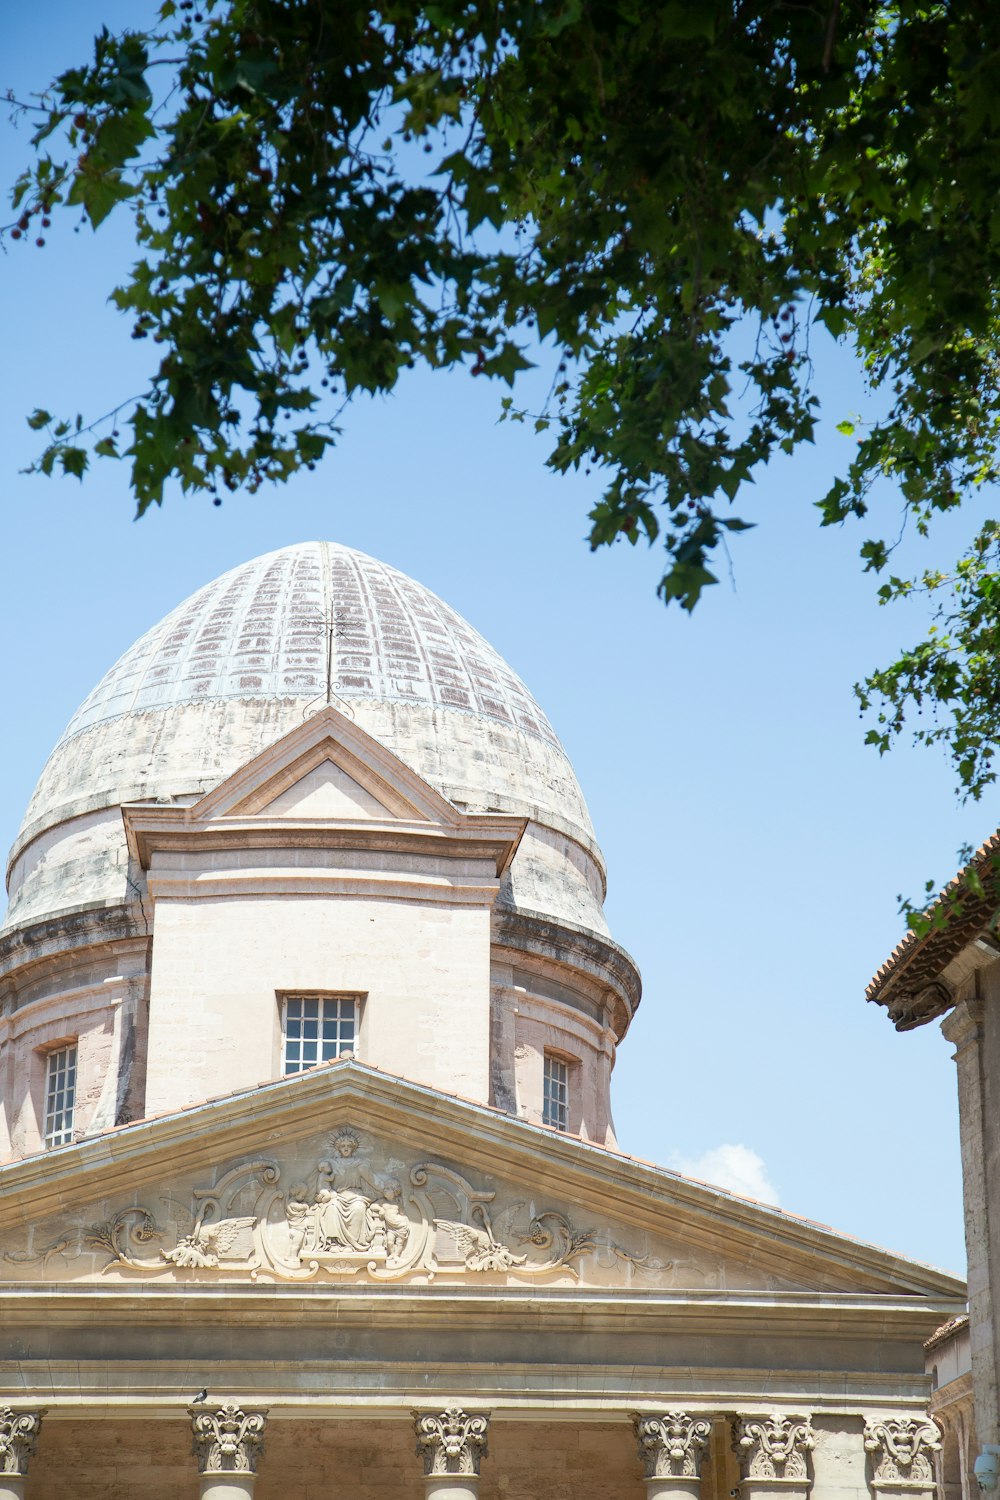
[5,543,606,939]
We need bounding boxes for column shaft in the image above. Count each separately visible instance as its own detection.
[200,1478,256,1500]
[943,997,1000,1446]
[424,1479,480,1500]
[644,1481,700,1500]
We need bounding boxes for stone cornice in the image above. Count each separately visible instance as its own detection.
[0,1337,941,1416]
[491,908,641,1035]
[0,1282,962,1328]
[124,812,527,883]
[0,1064,965,1300]
[0,905,150,984]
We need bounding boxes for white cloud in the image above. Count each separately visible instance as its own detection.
[669,1143,780,1207]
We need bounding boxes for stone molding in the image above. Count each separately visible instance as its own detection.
[414,1407,490,1476]
[0,1409,44,1476]
[941,996,985,1052]
[491,907,640,1035]
[734,1414,814,1482]
[863,1416,941,1488]
[634,1413,712,1479]
[189,1404,268,1474]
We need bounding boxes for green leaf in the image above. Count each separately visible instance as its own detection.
[27,409,52,431]
[59,446,88,479]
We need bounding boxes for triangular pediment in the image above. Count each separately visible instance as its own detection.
[190,704,461,824]
[121,706,526,877]
[0,1063,964,1307]
[254,757,394,818]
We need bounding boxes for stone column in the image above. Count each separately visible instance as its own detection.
[863,1416,940,1500]
[414,1406,491,1500]
[0,1409,44,1500]
[634,1412,712,1500]
[942,997,999,1448]
[189,1403,268,1500]
[733,1414,814,1500]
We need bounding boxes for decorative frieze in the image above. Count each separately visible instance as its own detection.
[0,1410,43,1477]
[734,1414,814,1482]
[190,1404,268,1474]
[41,1125,641,1285]
[863,1417,940,1488]
[414,1407,490,1476]
[1,1123,703,1289]
[634,1413,712,1479]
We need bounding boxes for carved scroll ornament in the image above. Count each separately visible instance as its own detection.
[863,1417,941,1487]
[150,1128,602,1284]
[4,1126,664,1287]
[414,1407,490,1476]
[734,1414,814,1482]
[0,1408,44,1476]
[634,1412,712,1479]
[190,1404,268,1474]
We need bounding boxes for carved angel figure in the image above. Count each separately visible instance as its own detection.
[163,1216,256,1269]
[434,1218,526,1272]
[370,1186,411,1259]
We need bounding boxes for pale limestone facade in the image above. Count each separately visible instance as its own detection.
[0,543,964,1499]
[868,852,1000,1500]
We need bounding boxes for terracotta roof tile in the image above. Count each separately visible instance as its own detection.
[867,828,1000,1028]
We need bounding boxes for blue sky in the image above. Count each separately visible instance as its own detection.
[1,2,989,1274]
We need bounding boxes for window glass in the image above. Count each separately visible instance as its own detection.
[542,1054,569,1131]
[283,995,358,1075]
[44,1044,77,1148]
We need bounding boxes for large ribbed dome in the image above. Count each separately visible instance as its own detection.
[5,543,607,935]
[61,542,561,744]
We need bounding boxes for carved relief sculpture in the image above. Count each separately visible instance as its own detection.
[2,1126,671,1288]
[634,1412,712,1479]
[0,1409,44,1476]
[734,1414,815,1483]
[863,1417,941,1489]
[414,1407,490,1476]
[190,1404,268,1474]
[149,1127,606,1284]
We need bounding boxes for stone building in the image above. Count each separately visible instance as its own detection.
[868,832,1000,1496]
[0,542,963,1500]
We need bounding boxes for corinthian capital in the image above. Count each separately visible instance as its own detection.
[189,1403,268,1474]
[863,1416,941,1487]
[634,1413,712,1479]
[414,1407,490,1476]
[734,1414,814,1482]
[0,1409,44,1476]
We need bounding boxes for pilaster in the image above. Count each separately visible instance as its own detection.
[189,1403,268,1500]
[634,1412,712,1500]
[0,1409,44,1500]
[733,1413,814,1500]
[414,1406,491,1500]
[942,996,999,1444]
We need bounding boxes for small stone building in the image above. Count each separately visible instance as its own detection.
[0,543,963,1500]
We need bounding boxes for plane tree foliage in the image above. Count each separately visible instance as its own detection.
[9,0,1000,798]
